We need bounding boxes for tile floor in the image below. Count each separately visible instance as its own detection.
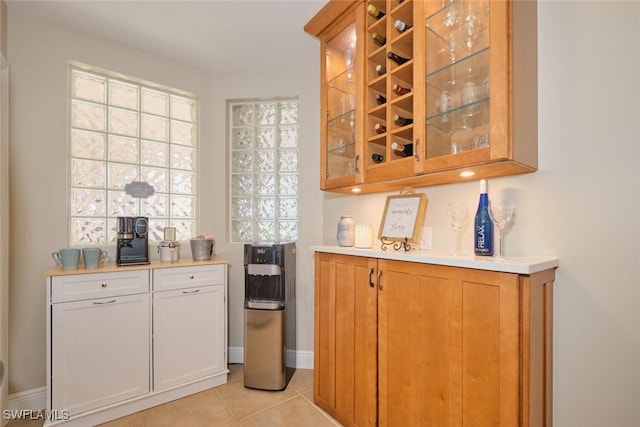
[6,365,341,427]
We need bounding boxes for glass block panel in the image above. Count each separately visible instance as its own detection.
[232,128,253,149]
[279,174,298,195]
[72,159,106,187]
[279,221,298,242]
[170,170,195,194]
[170,145,195,170]
[232,220,253,242]
[169,220,195,240]
[278,197,298,218]
[107,218,119,243]
[141,194,168,217]
[108,107,139,137]
[108,135,138,163]
[72,100,106,132]
[257,103,276,125]
[107,190,138,216]
[142,88,169,116]
[256,174,276,195]
[257,220,275,241]
[148,219,169,242]
[171,195,195,218]
[171,120,194,146]
[232,197,253,219]
[256,197,276,218]
[232,174,253,195]
[232,104,253,126]
[171,95,196,122]
[232,151,253,173]
[256,151,276,172]
[279,151,297,172]
[141,166,168,192]
[71,129,106,160]
[141,114,169,142]
[72,70,106,103]
[256,127,276,148]
[141,140,168,167]
[280,102,298,124]
[108,163,138,189]
[109,79,139,110]
[71,188,106,216]
[72,217,106,244]
[279,126,298,148]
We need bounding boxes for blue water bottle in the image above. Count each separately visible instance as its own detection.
[474,179,494,256]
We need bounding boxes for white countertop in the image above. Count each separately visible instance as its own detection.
[311,245,558,275]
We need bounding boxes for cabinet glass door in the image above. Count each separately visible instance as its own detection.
[425,0,490,159]
[326,22,358,181]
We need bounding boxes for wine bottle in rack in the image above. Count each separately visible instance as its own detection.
[393,114,413,126]
[393,83,412,95]
[367,4,385,19]
[374,123,387,134]
[372,153,385,163]
[391,141,413,157]
[375,94,387,105]
[375,64,387,75]
[387,51,410,65]
[394,19,412,32]
[371,32,386,46]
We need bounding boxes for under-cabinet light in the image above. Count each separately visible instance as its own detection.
[459,171,476,178]
[351,187,362,193]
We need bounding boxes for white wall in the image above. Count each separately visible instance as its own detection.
[321,1,640,426]
[5,1,640,426]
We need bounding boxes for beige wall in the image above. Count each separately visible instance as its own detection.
[5,1,640,426]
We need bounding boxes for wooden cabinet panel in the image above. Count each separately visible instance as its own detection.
[315,253,554,427]
[314,253,377,427]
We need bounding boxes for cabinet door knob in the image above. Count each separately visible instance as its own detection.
[188,275,195,279]
[101,283,107,288]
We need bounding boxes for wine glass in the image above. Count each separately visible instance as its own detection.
[447,202,468,255]
[488,199,514,257]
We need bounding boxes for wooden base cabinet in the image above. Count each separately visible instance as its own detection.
[314,253,554,427]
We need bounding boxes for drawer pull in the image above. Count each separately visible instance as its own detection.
[101,283,107,288]
[182,289,200,294]
[93,299,116,305]
[189,275,195,280]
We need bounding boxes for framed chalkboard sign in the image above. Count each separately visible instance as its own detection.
[378,193,428,244]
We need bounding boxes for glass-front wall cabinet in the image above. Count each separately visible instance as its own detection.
[306,0,538,194]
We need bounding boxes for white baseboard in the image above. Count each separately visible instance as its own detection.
[9,349,314,412]
[229,347,314,369]
[8,386,46,411]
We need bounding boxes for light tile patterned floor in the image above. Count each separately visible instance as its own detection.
[6,365,341,427]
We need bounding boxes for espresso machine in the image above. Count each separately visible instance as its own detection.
[116,216,150,265]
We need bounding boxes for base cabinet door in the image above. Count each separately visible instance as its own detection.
[153,284,226,391]
[314,253,554,427]
[51,294,150,414]
[314,253,377,427]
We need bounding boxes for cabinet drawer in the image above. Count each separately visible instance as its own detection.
[51,270,150,303]
[153,264,226,291]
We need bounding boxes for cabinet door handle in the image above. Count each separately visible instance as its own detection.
[188,275,195,280]
[368,268,375,288]
[414,138,421,161]
[101,283,107,288]
[377,270,383,291]
[182,289,200,294]
[354,154,360,173]
[93,299,116,305]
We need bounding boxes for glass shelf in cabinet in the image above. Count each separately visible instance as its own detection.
[426,96,489,133]
[328,110,356,131]
[328,66,356,92]
[426,47,489,82]
[327,141,356,158]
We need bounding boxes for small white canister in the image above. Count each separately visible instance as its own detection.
[158,240,180,262]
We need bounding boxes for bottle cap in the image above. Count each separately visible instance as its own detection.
[480,179,488,193]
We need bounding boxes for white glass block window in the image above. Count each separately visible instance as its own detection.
[229,99,299,243]
[69,64,198,245]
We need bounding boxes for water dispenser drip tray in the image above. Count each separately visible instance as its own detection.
[247,300,284,310]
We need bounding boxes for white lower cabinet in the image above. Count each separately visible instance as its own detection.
[51,294,150,414]
[46,261,228,426]
[152,265,226,391]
